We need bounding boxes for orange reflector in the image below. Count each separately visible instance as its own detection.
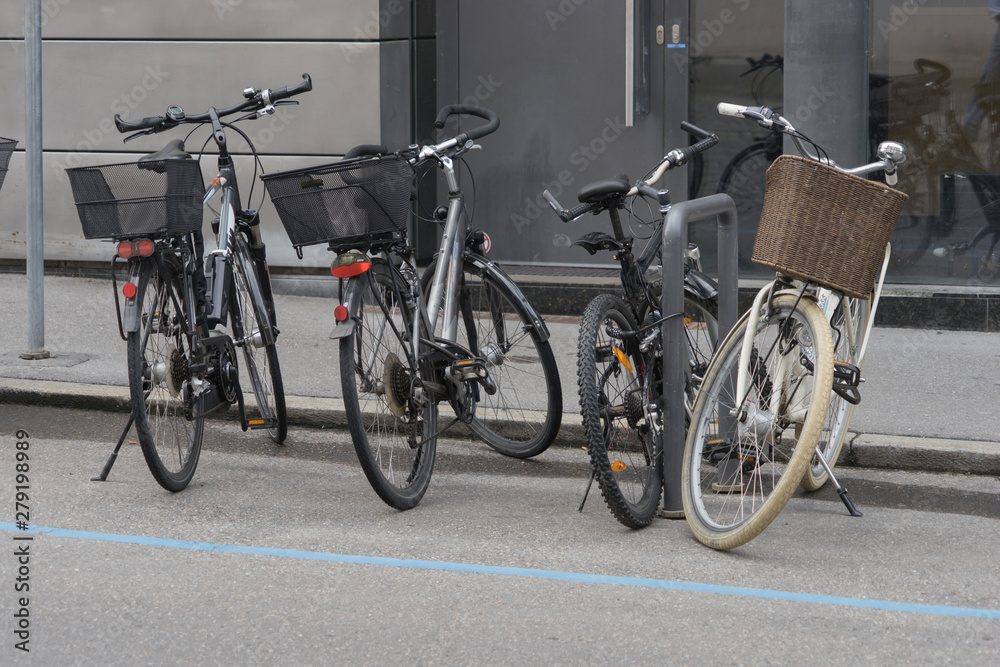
[122,282,137,299]
[248,419,265,426]
[612,346,634,374]
[611,460,627,472]
[334,305,350,322]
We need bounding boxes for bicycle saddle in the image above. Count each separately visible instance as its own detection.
[138,138,193,163]
[577,173,630,204]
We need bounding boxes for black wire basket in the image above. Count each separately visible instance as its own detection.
[0,137,17,193]
[66,160,205,240]
[261,155,414,253]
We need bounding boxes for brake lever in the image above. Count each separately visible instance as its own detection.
[123,129,156,143]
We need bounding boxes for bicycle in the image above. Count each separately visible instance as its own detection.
[543,122,721,528]
[681,102,909,550]
[67,74,311,491]
[262,104,563,510]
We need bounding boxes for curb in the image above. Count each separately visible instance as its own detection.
[4,378,998,476]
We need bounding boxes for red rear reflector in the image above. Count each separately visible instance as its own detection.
[331,251,372,278]
[334,305,349,322]
[136,239,155,256]
[122,282,137,299]
[116,241,134,258]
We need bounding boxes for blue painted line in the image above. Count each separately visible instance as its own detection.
[5,522,998,620]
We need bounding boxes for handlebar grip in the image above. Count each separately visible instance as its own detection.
[115,114,166,134]
[344,144,389,159]
[269,73,312,103]
[434,104,500,143]
[678,134,719,163]
[680,121,713,140]
[717,102,748,118]
[543,189,597,222]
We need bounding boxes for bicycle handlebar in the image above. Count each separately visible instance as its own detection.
[114,73,312,135]
[717,101,907,184]
[544,121,718,221]
[434,104,500,144]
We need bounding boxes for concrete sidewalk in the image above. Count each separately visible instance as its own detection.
[1,271,998,476]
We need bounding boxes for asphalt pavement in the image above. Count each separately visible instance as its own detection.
[0,271,999,476]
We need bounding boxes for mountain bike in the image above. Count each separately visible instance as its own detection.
[262,104,562,510]
[681,102,909,550]
[67,74,311,491]
[542,122,720,528]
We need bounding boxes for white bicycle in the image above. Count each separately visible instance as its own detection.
[681,102,909,550]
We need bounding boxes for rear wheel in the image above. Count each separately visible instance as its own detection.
[230,235,287,443]
[340,260,437,510]
[127,259,205,492]
[577,294,661,528]
[682,294,833,549]
[422,256,562,458]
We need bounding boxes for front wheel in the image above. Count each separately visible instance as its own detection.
[421,256,562,458]
[127,259,205,492]
[801,295,868,491]
[682,294,833,550]
[230,235,287,443]
[340,260,438,510]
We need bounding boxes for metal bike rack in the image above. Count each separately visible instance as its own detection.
[659,193,739,518]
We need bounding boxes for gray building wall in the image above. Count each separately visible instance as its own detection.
[0,0,413,269]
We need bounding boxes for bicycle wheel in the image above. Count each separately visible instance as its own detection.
[340,259,438,510]
[682,293,833,550]
[127,259,205,492]
[801,295,869,491]
[717,141,780,269]
[680,294,719,415]
[578,294,661,528]
[421,256,562,458]
[230,235,287,443]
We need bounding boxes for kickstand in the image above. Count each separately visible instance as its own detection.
[91,414,135,482]
[815,449,862,517]
[578,469,596,512]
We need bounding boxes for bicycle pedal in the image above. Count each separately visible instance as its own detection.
[246,417,278,430]
[832,361,862,405]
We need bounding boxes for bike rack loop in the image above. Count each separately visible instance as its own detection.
[659,193,739,518]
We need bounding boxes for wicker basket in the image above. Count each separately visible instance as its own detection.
[0,137,17,193]
[752,155,908,298]
[261,155,413,253]
[66,159,205,239]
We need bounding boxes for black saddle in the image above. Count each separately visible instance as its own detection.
[577,173,630,204]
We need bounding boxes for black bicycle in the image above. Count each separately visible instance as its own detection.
[68,75,311,491]
[544,122,721,528]
[264,105,563,509]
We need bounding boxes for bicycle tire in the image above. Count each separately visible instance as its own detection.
[717,141,779,268]
[230,235,287,443]
[681,293,833,550]
[801,295,868,491]
[340,259,437,510]
[421,256,562,458]
[578,294,660,527]
[127,259,205,492]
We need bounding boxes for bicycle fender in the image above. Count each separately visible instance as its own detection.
[121,271,143,333]
[329,277,361,340]
[684,268,719,302]
[465,253,551,343]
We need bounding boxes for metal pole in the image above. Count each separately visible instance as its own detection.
[660,193,738,517]
[22,0,49,360]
